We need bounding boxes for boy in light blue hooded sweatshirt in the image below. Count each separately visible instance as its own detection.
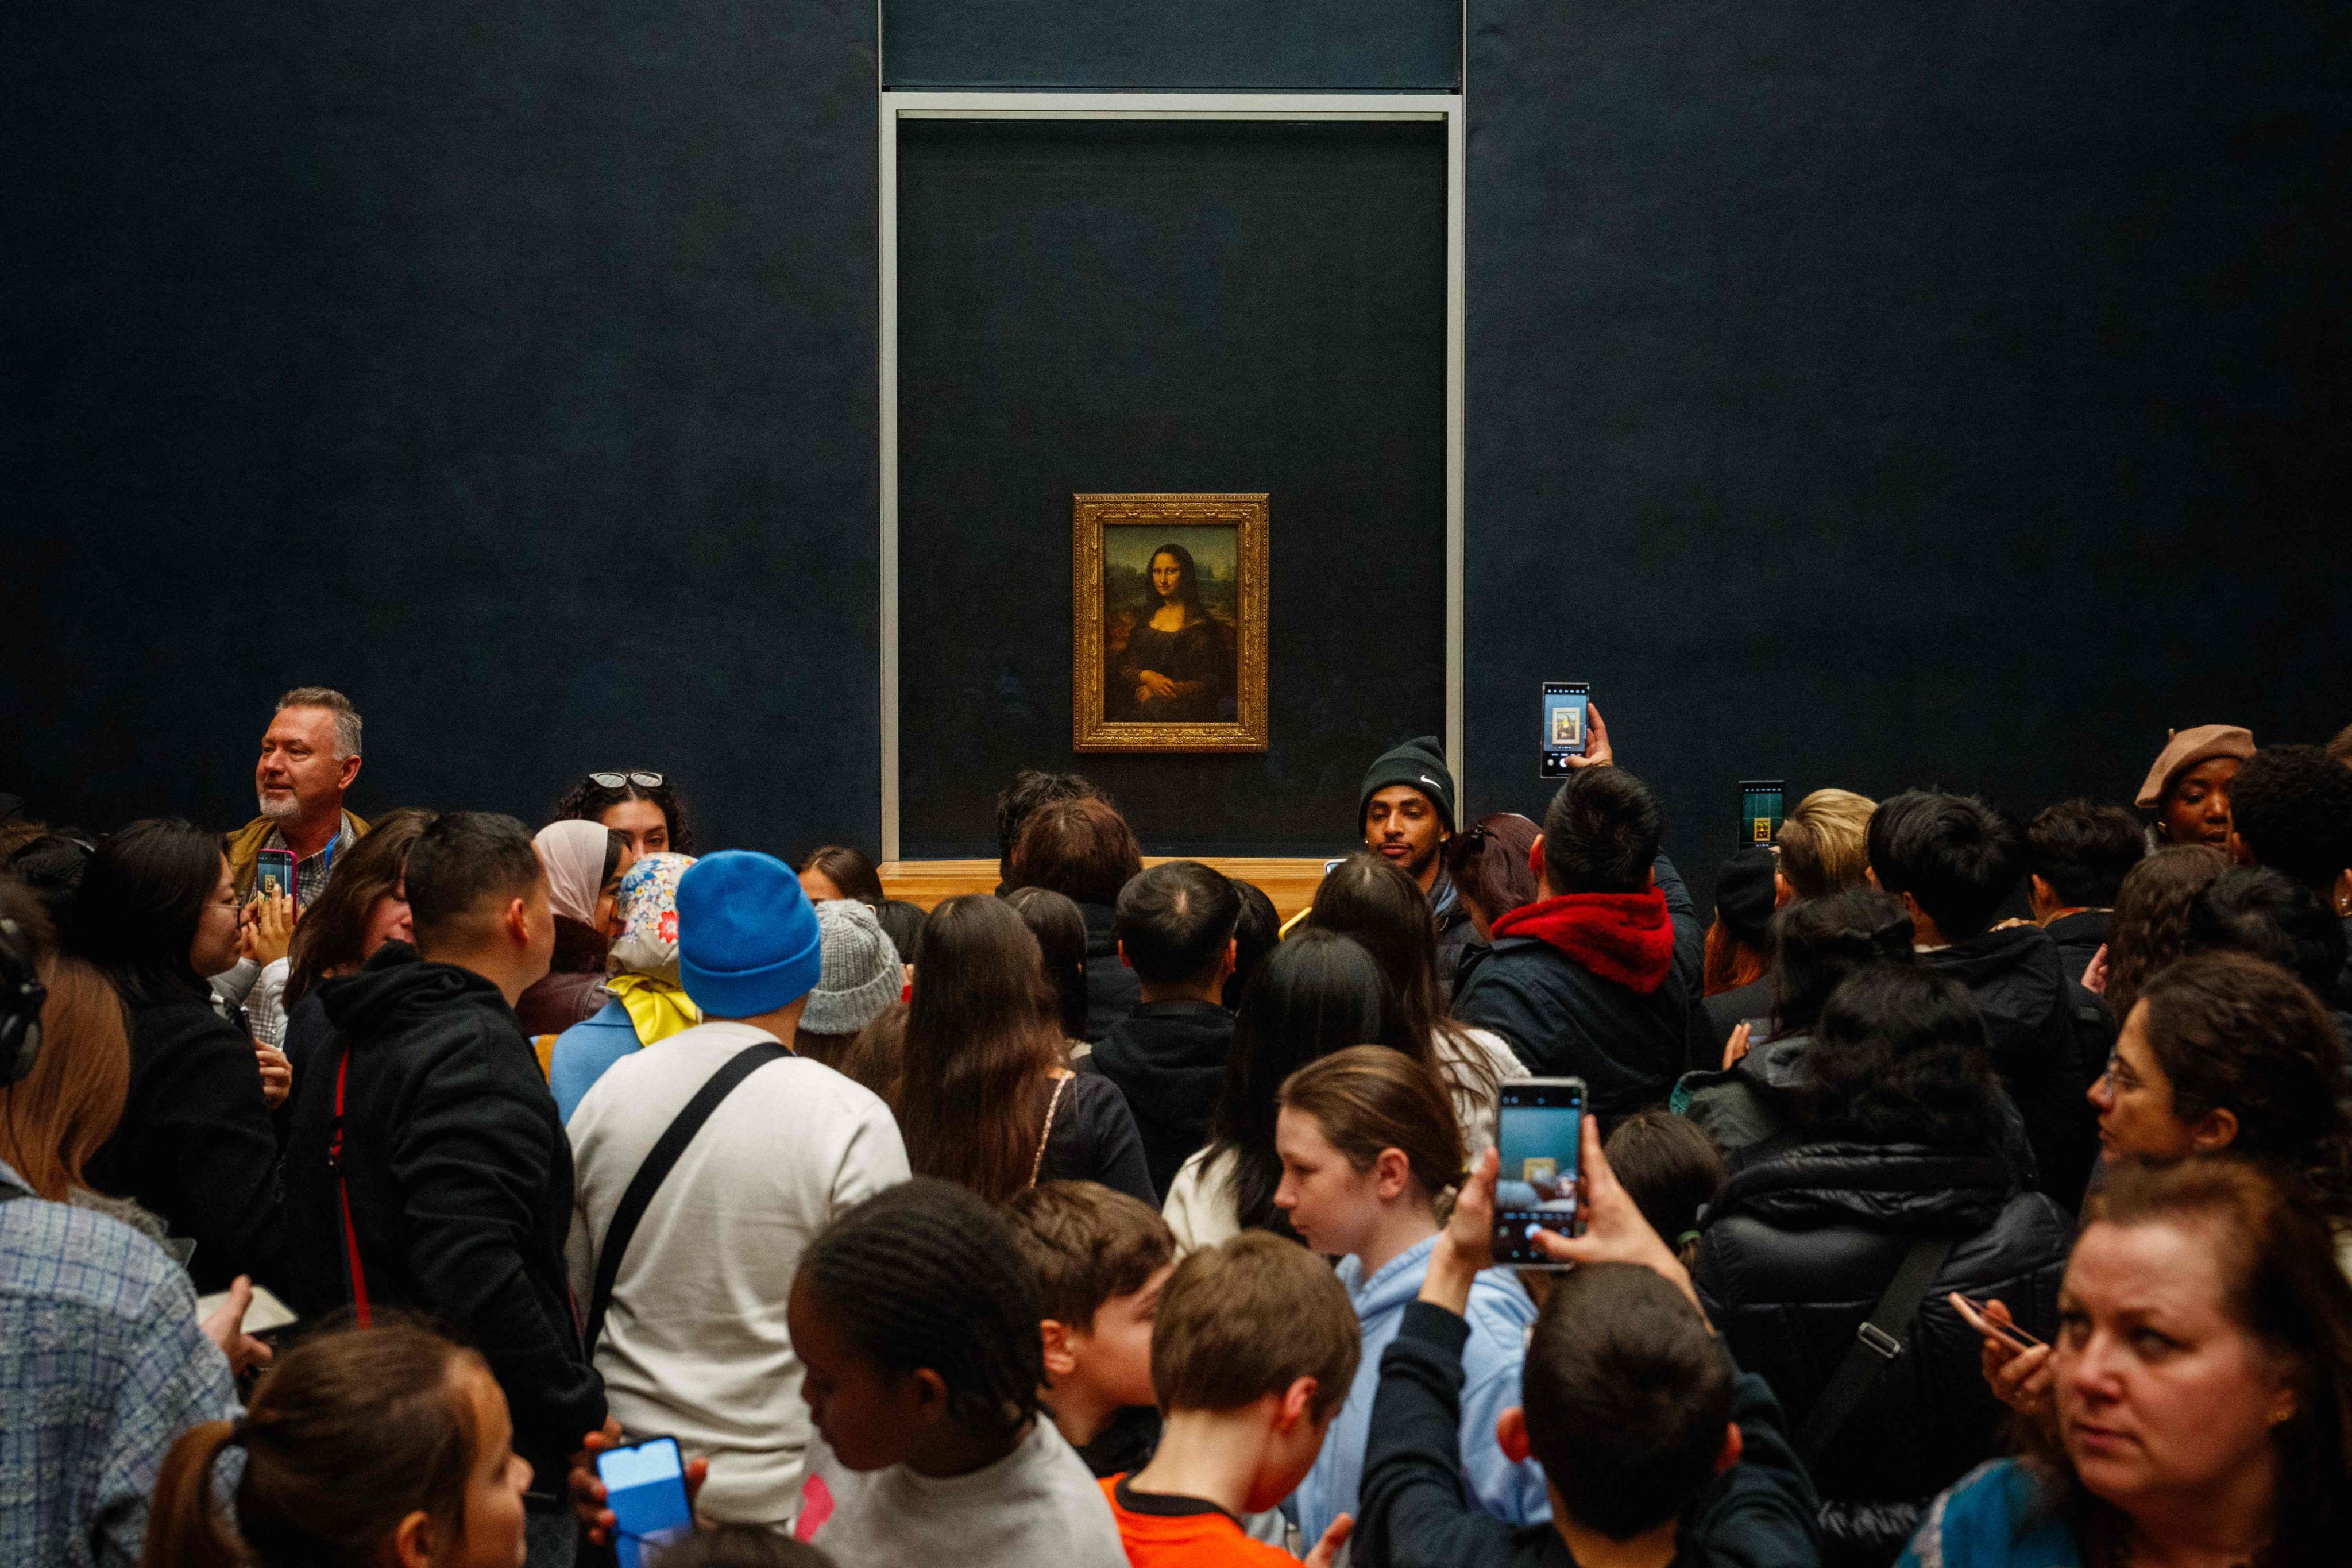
[1270,1047,1548,1544]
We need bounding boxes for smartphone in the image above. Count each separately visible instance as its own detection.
[1955,1295,2045,1351]
[1739,779,1785,849]
[253,848,298,909]
[1491,1077,1585,1266]
[1539,682,1590,777]
[596,1436,693,1568]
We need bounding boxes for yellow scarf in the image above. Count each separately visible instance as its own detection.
[604,972,702,1046]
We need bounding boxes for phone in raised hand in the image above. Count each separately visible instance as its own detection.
[1539,682,1589,777]
[1490,1077,1585,1266]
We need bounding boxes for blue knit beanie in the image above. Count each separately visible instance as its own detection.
[676,851,822,1018]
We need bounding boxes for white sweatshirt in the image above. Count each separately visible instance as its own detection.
[565,1021,910,1525]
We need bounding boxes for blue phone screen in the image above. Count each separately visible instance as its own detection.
[1493,1082,1584,1264]
[597,1438,692,1568]
[1540,684,1589,775]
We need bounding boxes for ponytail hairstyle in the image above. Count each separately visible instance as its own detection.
[141,1321,491,1568]
[1276,1045,1465,1211]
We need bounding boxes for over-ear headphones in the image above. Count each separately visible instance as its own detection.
[0,917,46,1088]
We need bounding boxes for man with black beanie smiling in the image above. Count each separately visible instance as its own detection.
[1359,735,1482,997]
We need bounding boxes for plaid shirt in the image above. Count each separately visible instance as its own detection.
[0,1161,238,1567]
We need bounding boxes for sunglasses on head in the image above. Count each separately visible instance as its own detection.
[588,771,665,790]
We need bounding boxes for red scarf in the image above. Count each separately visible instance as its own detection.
[1489,887,1677,994]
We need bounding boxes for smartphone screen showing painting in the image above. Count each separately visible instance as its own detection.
[1073,494,1269,752]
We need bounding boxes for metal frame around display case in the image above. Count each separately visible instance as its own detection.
[878,90,1465,858]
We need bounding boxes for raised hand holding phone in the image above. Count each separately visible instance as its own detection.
[1534,1115,1704,1317]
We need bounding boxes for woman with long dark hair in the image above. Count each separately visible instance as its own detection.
[894,895,1152,1205]
[71,819,285,1290]
[1162,927,1428,1250]
[1111,543,1234,722]
[554,768,695,858]
[1674,885,1919,1157]
[1004,885,1091,1046]
[1306,854,1521,1155]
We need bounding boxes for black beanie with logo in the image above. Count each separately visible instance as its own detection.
[1359,735,1457,836]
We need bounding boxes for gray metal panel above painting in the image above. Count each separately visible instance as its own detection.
[882,0,1462,92]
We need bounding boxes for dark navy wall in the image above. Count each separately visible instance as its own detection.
[7,2,2346,899]
[1462,0,2352,912]
[3,0,882,859]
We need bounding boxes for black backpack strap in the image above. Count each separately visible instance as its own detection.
[583,1041,789,1356]
[1795,1235,1955,1467]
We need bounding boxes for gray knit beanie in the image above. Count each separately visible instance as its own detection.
[801,899,905,1037]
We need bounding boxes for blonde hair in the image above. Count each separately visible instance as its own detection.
[1777,788,1878,898]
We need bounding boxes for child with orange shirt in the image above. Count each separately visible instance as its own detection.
[1102,1231,1360,1567]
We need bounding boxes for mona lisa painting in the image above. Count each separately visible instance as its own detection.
[1073,493,1269,752]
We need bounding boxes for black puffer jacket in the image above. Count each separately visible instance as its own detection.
[1696,1137,2072,1567]
[280,943,603,1496]
[1922,925,2108,1210]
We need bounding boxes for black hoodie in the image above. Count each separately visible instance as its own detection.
[281,943,604,1493]
[1920,924,2110,1210]
[1088,999,1234,1199]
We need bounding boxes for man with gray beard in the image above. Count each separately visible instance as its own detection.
[225,686,369,907]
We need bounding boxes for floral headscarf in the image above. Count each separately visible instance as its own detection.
[608,852,694,983]
[604,852,700,1045]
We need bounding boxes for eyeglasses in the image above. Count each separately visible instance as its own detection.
[588,771,665,790]
[2099,1050,2145,1093]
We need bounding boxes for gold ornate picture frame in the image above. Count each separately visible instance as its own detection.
[1073,492,1269,753]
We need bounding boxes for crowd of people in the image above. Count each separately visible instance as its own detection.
[3,688,2351,1568]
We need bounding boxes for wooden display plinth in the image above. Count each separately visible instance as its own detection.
[879,858,1334,922]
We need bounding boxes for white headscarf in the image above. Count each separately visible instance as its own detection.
[534,819,613,927]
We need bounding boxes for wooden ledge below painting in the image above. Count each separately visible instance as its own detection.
[880,858,1333,922]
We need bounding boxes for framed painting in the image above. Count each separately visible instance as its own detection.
[1072,493,1269,752]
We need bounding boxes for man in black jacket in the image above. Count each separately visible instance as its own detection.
[1454,763,1712,1122]
[1868,791,2108,1207]
[1090,860,1239,1199]
[1359,736,1484,999]
[2023,798,2143,985]
[281,812,604,1566]
[1353,1133,1819,1568]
